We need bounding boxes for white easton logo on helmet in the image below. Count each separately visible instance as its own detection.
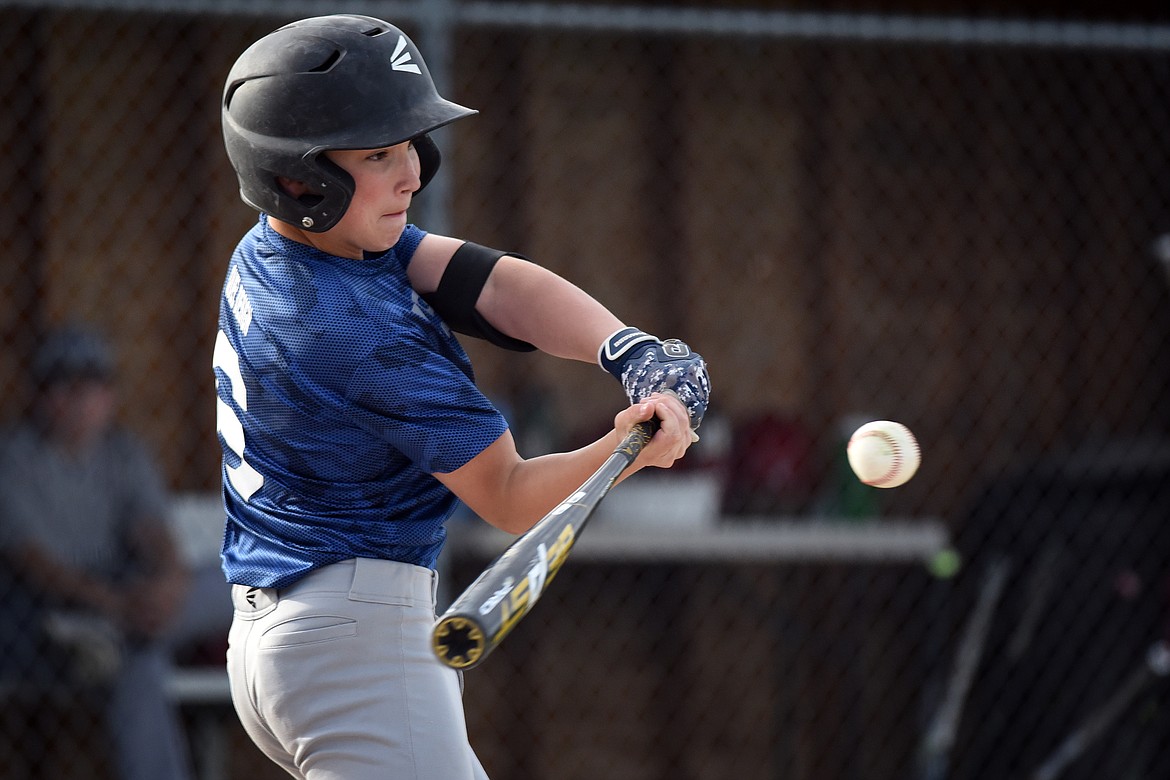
[390,35,421,74]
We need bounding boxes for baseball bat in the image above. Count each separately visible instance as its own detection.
[432,419,658,670]
[1031,640,1170,780]
[919,556,1011,780]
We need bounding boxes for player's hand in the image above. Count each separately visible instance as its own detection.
[121,569,190,639]
[599,327,710,429]
[614,394,693,468]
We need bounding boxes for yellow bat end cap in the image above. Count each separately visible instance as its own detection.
[433,616,486,669]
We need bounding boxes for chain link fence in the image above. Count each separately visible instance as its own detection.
[1,2,1169,779]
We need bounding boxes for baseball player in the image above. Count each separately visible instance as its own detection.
[216,14,710,780]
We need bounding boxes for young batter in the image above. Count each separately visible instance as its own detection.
[216,15,710,779]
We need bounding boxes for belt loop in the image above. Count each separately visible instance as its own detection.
[348,558,435,607]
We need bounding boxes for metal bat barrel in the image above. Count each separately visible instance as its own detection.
[432,421,656,670]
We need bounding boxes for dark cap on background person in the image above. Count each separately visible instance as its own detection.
[31,326,116,386]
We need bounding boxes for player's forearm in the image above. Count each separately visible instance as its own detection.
[443,397,688,535]
[474,441,621,535]
[489,432,634,534]
[477,255,623,362]
[4,544,121,614]
[130,521,191,579]
[439,428,630,535]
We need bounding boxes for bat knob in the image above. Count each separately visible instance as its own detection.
[432,616,487,669]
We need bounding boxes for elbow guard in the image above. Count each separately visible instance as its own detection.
[422,241,536,352]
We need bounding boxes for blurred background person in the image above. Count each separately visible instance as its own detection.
[0,325,196,779]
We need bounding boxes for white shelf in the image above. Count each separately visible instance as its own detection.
[445,518,949,565]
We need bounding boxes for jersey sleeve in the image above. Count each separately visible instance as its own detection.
[344,327,507,475]
[386,224,426,271]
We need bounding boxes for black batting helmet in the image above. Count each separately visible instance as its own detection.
[222,15,477,232]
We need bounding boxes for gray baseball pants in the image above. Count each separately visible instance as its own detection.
[227,557,489,779]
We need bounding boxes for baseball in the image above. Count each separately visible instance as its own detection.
[846,420,921,488]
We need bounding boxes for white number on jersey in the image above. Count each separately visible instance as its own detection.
[214,329,264,501]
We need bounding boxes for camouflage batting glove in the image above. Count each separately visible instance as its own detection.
[598,327,711,429]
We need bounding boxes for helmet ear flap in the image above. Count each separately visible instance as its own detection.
[414,134,442,192]
[246,154,354,233]
[296,153,354,232]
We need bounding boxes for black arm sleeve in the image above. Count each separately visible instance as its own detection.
[421,241,537,352]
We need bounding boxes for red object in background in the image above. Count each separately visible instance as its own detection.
[722,412,819,516]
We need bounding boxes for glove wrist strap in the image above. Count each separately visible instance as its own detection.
[598,327,660,379]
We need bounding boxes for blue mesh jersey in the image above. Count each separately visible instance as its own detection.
[214,216,508,588]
